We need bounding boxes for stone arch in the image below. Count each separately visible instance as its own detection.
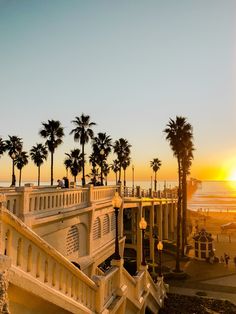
[77,223,88,256]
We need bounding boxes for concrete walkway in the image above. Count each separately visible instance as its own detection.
[163,254,236,305]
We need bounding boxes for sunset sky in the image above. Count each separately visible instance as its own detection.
[0,0,236,184]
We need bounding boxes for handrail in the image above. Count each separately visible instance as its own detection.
[0,206,97,311]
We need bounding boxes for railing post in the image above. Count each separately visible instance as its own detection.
[88,184,94,205]
[111,258,126,297]
[0,255,11,314]
[16,186,33,222]
[94,275,105,313]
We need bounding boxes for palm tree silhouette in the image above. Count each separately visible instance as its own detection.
[30,143,48,186]
[5,135,23,186]
[39,120,64,186]
[89,152,99,185]
[70,114,96,186]
[0,137,6,157]
[111,159,120,184]
[164,116,193,272]
[181,135,194,256]
[113,138,131,184]
[122,156,131,187]
[64,149,83,184]
[92,132,112,186]
[15,151,29,186]
[150,158,162,192]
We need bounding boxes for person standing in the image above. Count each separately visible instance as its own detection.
[63,177,69,188]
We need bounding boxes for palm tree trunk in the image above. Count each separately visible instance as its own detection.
[19,169,22,187]
[154,171,157,192]
[181,166,187,256]
[38,166,40,186]
[51,151,53,186]
[118,168,121,183]
[175,158,182,272]
[101,162,103,186]
[124,169,126,187]
[12,159,16,186]
[115,172,117,185]
[74,176,76,184]
[82,144,85,186]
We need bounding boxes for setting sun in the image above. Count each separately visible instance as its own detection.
[229,169,236,181]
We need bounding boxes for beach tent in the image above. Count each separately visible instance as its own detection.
[221,222,236,231]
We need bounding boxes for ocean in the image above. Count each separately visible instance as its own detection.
[188,180,236,212]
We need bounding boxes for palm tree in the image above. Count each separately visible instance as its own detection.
[111,159,120,184]
[89,152,99,185]
[164,116,193,272]
[103,162,110,186]
[181,138,194,256]
[92,132,112,186]
[5,135,23,186]
[0,137,6,157]
[64,149,83,184]
[70,114,96,186]
[39,120,64,186]
[122,156,131,187]
[30,143,48,186]
[0,137,6,175]
[150,158,162,192]
[113,138,131,184]
[15,151,29,186]
[64,158,71,178]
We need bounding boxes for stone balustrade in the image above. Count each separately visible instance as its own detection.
[0,206,128,313]
[1,185,119,219]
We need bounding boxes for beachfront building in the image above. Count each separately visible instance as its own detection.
[0,183,177,313]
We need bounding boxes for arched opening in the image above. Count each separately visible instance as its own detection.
[27,245,32,272]
[36,253,41,278]
[16,238,22,266]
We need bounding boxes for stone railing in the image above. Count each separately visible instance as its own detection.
[91,185,118,204]
[123,186,177,199]
[0,206,125,313]
[1,185,120,219]
[122,267,165,310]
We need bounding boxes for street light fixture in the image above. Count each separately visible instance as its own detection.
[139,217,147,266]
[112,192,122,260]
[157,241,163,277]
[132,165,134,196]
[10,152,16,187]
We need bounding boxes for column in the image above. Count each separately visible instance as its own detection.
[150,203,155,262]
[136,203,142,268]
[157,202,163,240]
[163,202,168,239]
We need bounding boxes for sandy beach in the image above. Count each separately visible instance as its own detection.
[188,210,236,263]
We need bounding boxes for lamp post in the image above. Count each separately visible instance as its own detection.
[139,217,147,266]
[100,149,105,186]
[132,165,134,196]
[112,192,122,260]
[10,152,16,187]
[157,241,163,277]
